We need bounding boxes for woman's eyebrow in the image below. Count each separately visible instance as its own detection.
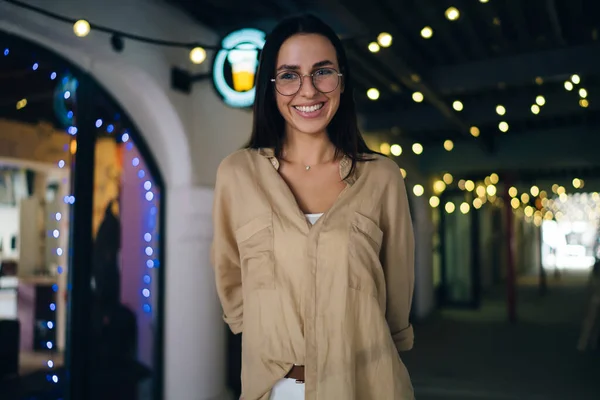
[276,60,334,71]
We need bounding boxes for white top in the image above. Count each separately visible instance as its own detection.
[305,213,323,225]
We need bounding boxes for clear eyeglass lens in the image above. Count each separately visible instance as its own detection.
[275,68,339,95]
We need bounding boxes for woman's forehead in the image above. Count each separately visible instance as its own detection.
[276,34,338,68]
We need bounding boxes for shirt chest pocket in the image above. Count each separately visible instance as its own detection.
[348,212,385,298]
[235,214,276,291]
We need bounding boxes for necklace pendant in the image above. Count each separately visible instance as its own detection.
[305,165,311,171]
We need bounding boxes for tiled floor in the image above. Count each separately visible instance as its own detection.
[403,271,600,399]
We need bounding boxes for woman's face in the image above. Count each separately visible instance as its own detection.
[274,33,342,137]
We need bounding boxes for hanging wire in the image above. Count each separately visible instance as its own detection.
[2,0,220,50]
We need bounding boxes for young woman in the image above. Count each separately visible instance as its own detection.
[212,14,415,400]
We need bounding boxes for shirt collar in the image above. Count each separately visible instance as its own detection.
[258,148,356,184]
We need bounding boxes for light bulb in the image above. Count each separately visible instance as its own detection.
[73,20,91,37]
[190,47,207,64]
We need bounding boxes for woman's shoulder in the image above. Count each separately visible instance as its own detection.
[217,148,260,176]
[360,153,403,181]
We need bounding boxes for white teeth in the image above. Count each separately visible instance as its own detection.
[294,103,324,113]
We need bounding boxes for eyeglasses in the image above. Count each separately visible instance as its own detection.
[271,67,343,96]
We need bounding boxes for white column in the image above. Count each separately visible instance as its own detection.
[164,185,228,400]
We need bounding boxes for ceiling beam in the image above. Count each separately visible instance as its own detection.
[545,0,567,46]
[506,0,533,49]
[336,1,492,152]
[362,83,599,132]
[426,43,600,95]
[415,125,600,175]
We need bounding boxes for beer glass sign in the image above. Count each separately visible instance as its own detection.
[213,29,266,108]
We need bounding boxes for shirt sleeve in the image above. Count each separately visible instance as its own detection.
[211,161,243,334]
[380,168,415,351]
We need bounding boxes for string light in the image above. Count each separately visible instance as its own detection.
[421,27,434,39]
[368,42,380,53]
[377,32,393,47]
[367,88,380,100]
[122,133,160,316]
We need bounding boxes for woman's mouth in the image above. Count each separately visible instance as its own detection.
[292,102,325,118]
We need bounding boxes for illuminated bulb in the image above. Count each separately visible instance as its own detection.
[452,100,463,111]
[573,178,581,189]
[413,185,425,197]
[433,180,447,194]
[557,186,566,195]
[429,196,440,208]
[413,184,424,197]
[377,32,393,47]
[368,42,380,53]
[498,121,509,132]
[496,105,506,115]
[559,193,568,203]
[400,168,407,178]
[367,88,380,100]
[521,193,530,203]
[421,26,433,39]
[473,198,483,209]
[530,186,540,196]
[460,202,470,214]
[580,99,589,108]
[524,206,534,217]
[190,47,207,64]
[571,74,581,84]
[476,185,486,197]
[445,7,460,21]
[535,95,546,106]
[479,0,489,3]
[412,92,424,103]
[443,140,454,151]
[412,143,423,155]
[379,142,391,155]
[579,88,587,98]
[564,81,573,91]
[390,144,402,156]
[470,126,480,137]
[443,173,453,185]
[486,185,497,196]
[16,98,27,110]
[465,180,475,191]
[511,198,520,209]
[509,187,518,197]
[458,179,466,190]
[73,20,91,37]
[445,202,456,213]
[531,104,540,114]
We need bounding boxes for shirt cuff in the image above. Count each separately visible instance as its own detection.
[223,314,243,334]
[391,324,414,351]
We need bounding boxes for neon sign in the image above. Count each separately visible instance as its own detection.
[213,28,266,108]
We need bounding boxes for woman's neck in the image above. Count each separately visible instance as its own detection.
[282,129,335,166]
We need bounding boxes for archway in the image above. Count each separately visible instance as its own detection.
[0,28,172,399]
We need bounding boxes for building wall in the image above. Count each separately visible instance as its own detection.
[0,1,436,398]
[0,1,247,398]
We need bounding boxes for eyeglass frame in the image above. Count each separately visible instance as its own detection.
[270,68,344,96]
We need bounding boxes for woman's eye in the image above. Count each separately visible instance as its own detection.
[280,73,298,80]
[315,68,334,76]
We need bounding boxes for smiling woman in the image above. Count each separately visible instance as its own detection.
[212,14,416,400]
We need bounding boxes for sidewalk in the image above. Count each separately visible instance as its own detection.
[403,271,600,399]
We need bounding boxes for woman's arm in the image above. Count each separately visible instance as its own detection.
[211,161,244,334]
[379,167,415,351]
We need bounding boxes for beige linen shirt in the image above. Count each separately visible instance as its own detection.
[212,148,415,400]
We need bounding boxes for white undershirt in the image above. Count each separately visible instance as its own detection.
[305,213,323,225]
